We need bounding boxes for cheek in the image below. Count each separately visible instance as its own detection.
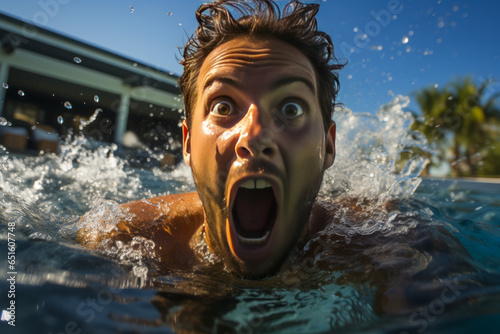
[283,126,326,168]
[192,121,219,161]
[190,123,217,179]
[191,122,237,187]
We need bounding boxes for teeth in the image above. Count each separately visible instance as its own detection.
[240,179,255,189]
[256,179,270,189]
[239,179,271,189]
[237,230,270,245]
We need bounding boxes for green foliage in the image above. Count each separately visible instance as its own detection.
[411,77,500,177]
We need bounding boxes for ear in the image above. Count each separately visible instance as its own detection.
[182,119,191,167]
[323,121,336,169]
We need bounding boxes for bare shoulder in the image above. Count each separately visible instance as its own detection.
[121,191,204,227]
[76,192,204,253]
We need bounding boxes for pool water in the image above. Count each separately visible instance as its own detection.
[1,97,499,333]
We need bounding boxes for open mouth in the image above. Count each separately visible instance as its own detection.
[230,178,278,246]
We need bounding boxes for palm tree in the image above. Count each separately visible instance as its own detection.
[412,77,500,177]
[446,77,500,176]
[411,85,452,175]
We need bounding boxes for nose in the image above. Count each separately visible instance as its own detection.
[235,104,277,160]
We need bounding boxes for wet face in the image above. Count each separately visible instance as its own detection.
[183,36,335,278]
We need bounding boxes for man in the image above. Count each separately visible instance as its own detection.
[77,0,475,317]
[78,0,343,279]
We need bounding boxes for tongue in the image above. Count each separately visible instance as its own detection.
[235,188,274,234]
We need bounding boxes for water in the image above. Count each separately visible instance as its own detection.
[0,96,499,333]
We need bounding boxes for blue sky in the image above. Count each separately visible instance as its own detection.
[1,0,499,114]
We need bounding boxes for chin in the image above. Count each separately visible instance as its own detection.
[223,251,283,280]
[222,216,309,280]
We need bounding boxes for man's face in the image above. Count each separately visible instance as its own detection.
[183,36,336,278]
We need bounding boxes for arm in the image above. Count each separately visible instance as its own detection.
[76,192,205,269]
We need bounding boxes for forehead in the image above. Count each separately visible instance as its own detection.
[197,37,317,92]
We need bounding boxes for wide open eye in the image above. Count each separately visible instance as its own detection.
[280,102,304,119]
[211,100,234,116]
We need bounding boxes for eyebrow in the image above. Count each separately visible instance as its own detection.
[270,76,316,94]
[203,76,239,91]
[202,75,316,94]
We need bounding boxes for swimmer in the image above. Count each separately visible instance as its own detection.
[78,0,341,279]
[77,0,476,316]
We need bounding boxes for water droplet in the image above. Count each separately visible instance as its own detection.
[402,36,409,44]
[94,95,99,103]
[0,117,7,126]
[95,108,102,113]
[57,116,64,124]
[130,6,134,13]
[73,57,82,64]
[2,83,8,89]
[133,62,138,67]
[178,22,182,26]
[64,101,72,109]
[167,12,172,15]
[18,90,25,96]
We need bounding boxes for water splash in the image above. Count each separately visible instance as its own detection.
[0,94,430,225]
[0,94,432,276]
[78,108,101,130]
[323,95,433,202]
[75,197,156,282]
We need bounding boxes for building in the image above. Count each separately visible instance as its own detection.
[0,12,183,159]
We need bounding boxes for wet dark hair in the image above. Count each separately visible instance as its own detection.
[179,0,344,130]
